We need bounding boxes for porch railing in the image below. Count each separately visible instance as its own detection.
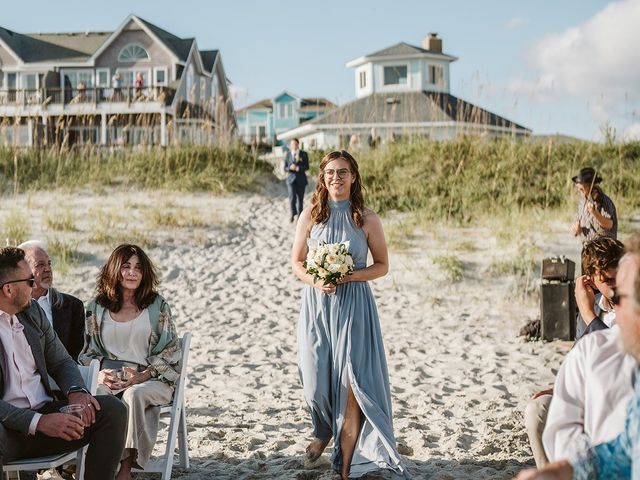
[0,86,176,107]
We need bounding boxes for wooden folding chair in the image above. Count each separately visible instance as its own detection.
[4,359,100,480]
[134,332,191,480]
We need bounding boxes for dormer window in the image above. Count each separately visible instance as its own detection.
[118,44,150,62]
[383,65,407,85]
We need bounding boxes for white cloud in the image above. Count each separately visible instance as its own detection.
[507,0,640,135]
[504,16,525,31]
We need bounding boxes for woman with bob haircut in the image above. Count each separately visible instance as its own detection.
[291,150,409,479]
[80,244,181,480]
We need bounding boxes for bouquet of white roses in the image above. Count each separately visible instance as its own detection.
[304,240,355,286]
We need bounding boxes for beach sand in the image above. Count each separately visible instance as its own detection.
[3,185,580,479]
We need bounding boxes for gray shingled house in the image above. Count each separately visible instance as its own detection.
[277,34,530,148]
[0,14,235,147]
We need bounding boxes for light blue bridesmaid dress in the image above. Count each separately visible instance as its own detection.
[297,199,410,478]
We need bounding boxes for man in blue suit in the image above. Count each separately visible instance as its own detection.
[283,138,309,222]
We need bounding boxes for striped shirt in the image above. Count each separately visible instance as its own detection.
[576,190,617,242]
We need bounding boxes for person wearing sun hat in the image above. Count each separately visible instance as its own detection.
[570,167,617,243]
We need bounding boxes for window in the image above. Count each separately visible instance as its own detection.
[154,67,168,86]
[383,65,408,85]
[429,65,444,86]
[277,102,294,119]
[118,44,150,62]
[116,69,149,87]
[7,73,17,89]
[62,70,94,88]
[23,73,37,89]
[359,71,367,89]
[96,68,110,87]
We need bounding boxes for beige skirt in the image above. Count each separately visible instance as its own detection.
[97,379,174,468]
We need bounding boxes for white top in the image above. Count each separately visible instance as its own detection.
[0,310,52,434]
[101,309,151,367]
[597,294,616,328]
[36,290,53,325]
[543,325,637,462]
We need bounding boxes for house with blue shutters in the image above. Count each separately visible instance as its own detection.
[236,91,334,145]
[277,33,530,148]
[0,14,235,147]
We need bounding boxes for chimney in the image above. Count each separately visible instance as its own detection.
[422,33,442,53]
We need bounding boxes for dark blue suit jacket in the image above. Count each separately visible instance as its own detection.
[283,150,309,187]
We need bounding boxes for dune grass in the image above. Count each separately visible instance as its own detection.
[310,137,640,225]
[0,144,271,194]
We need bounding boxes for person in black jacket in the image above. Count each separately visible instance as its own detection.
[283,138,309,223]
[19,241,85,361]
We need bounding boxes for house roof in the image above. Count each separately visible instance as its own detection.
[0,27,100,62]
[199,49,219,72]
[136,17,194,62]
[364,42,456,61]
[236,96,336,114]
[299,97,336,109]
[303,91,529,131]
[236,99,273,113]
[0,16,201,64]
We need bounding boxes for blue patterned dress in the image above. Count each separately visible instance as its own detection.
[297,200,409,478]
[571,372,640,479]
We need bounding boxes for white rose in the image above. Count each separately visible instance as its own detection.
[345,255,354,267]
[338,264,348,274]
[326,254,338,264]
[318,267,330,278]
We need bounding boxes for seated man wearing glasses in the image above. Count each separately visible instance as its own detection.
[0,246,127,479]
[524,236,625,467]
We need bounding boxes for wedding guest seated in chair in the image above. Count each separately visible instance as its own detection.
[79,244,181,480]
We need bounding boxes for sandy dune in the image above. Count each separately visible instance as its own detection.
[3,185,581,479]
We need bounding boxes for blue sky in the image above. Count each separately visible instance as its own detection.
[3,0,639,141]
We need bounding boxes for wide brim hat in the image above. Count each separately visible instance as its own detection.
[572,167,602,185]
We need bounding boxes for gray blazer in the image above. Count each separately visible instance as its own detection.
[0,300,85,434]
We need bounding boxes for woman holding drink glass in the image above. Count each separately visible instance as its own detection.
[79,244,181,480]
[291,150,409,479]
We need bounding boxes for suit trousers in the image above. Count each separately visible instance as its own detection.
[287,182,306,218]
[0,395,127,480]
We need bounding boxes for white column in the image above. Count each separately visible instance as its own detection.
[101,113,107,145]
[27,118,33,147]
[160,110,167,147]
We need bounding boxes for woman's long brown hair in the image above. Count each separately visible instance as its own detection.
[95,244,159,312]
[310,150,365,227]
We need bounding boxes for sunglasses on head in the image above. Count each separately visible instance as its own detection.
[0,277,36,289]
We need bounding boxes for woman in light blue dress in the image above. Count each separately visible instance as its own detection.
[291,150,409,479]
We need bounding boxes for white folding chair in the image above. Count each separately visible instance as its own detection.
[4,359,100,480]
[134,332,191,480]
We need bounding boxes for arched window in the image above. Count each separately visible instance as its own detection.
[118,44,150,62]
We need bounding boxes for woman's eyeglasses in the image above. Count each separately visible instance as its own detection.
[0,276,36,288]
[611,289,628,306]
[323,168,350,179]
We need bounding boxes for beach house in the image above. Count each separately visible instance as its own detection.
[277,33,530,148]
[236,91,334,146]
[0,14,235,147]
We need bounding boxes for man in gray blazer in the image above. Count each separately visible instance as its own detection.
[19,241,85,361]
[0,247,127,479]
